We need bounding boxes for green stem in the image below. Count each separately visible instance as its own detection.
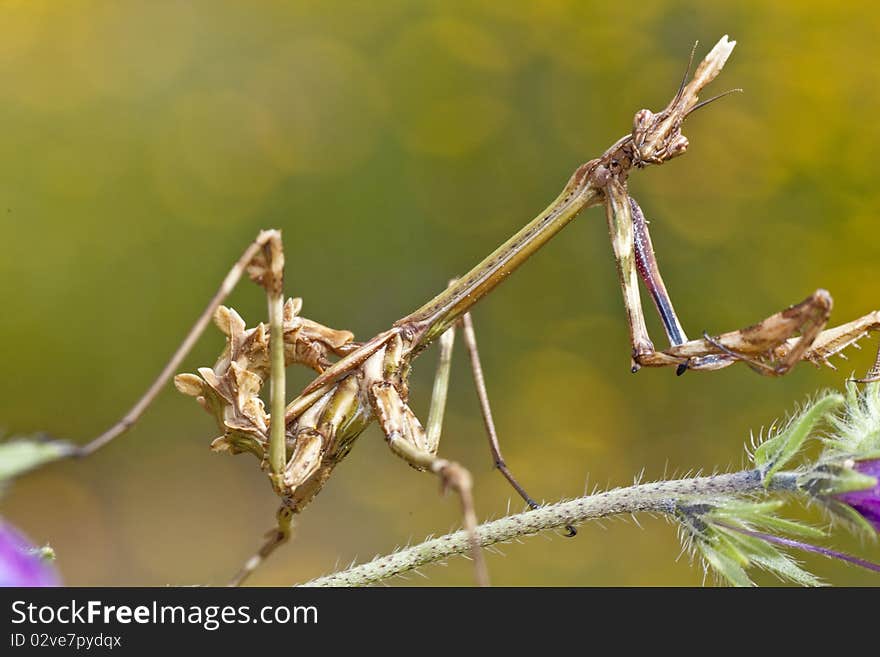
[299,469,797,587]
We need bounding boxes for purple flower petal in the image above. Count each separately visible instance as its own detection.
[0,522,60,587]
[853,459,880,479]
[835,459,880,532]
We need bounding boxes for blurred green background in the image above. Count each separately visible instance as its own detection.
[2,0,879,586]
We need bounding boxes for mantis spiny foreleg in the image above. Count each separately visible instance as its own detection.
[795,311,880,373]
[629,197,689,349]
[629,291,880,380]
[606,182,697,375]
[698,290,832,375]
[603,176,654,372]
[855,336,880,383]
[424,316,455,454]
[600,178,880,378]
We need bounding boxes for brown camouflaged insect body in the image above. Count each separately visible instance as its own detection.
[172,36,880,585]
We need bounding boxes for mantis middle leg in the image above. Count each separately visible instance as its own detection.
[368,335,489,586]
[459,313,578,536]
[421,281,554,521]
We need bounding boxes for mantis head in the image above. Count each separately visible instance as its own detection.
[631,35,738,167]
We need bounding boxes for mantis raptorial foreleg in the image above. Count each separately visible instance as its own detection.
[600,179,880,378]
[424,313,456,454]
[809,312,880,382]
[634,289,848,373]
[629,197,689,348]
[606,182,696,374]
[604,177,654,372]
[699,290,832,375]
[856,346,880,383]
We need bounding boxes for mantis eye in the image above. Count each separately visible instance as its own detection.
[633,109,654,136]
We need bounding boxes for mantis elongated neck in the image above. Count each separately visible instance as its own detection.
[397,162,600,349]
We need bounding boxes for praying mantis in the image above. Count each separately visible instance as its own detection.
[70,35,880,586]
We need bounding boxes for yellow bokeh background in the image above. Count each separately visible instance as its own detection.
[2,0,879,586]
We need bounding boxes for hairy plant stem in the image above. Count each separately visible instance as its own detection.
[299,468,798,587]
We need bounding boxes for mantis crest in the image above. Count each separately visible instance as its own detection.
[70,35,880,585]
